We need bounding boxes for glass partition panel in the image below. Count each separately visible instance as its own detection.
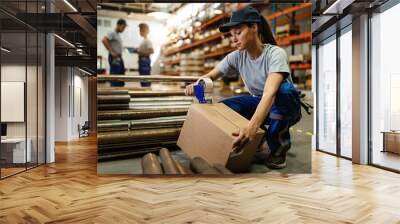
[38,32,45,165]
[317,35,337,154]
[0,0,46,178]
[371,3,400,171]
[1,31,27,178]
[27,31,38,169]
[339,27,352,158]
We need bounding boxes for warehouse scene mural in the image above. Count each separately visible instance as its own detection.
[96,2,313,175]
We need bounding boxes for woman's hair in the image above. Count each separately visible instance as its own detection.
[246,16,277,45]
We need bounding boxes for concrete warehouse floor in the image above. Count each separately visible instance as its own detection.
[97,88,313,175]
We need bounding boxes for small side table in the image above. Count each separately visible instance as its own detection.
[381,131,400,154]
[1,138,32,164]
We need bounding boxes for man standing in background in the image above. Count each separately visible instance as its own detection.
[102,19,127,87]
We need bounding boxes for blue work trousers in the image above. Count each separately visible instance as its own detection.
[139,56,151,87]
[108,54,125,87]
[221,81,301,156]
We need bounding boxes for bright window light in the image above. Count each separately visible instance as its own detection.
[214,9,223,15]
[147,12,172,20]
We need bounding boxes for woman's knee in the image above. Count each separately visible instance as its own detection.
[275,82,301,111]
[277,81,294,96]
[221,99,242,113]
[221,95,260,119]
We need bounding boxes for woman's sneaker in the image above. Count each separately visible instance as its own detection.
[265,153,287,169]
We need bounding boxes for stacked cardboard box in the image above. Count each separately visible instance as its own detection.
[178,103,265,173]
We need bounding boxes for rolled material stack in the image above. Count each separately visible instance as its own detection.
[97,74,199,82]
[97,75,198,161]
[129,90,186,97]
[141,148,233,175]
[97,90,131,110]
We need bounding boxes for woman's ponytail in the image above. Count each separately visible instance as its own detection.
[258,16,277,45]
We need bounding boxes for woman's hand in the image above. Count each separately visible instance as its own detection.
[185,83,195,96]
[232,124,258,153]
[185,68,222,96]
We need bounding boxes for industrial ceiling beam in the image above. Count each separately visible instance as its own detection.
[67,13,96,39]
[55,55,96,71]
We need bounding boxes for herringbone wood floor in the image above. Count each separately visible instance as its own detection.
[0,136,399,224]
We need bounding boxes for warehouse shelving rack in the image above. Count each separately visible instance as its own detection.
[161,3,312,80]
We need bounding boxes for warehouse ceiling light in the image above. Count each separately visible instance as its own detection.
[1,47,11,53]
[54,34,75,48]
[322,0,354,15]
[76,48,84,55]
[78,67,92,76]
[147,11,172,20]
[64,0,78,12]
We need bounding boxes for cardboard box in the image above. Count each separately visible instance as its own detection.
[177,103,265,173]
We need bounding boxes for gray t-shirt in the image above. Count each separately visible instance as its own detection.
[217,44,291,96]
[106,31,123,55]
[138,38,153,53]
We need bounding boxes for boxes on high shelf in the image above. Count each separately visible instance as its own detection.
[276,24,300,38]
[289,54,311,64]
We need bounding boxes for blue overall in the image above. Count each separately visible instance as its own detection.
[108,54,125,87]
[221,80,301,156]
[139,56,151,87]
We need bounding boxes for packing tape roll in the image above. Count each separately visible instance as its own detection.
[197,77,213,93]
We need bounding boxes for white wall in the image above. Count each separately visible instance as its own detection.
[76,74,89,123]
[1,65,26,140]
[72,73,88,138]
[54,67,89,141]
[1,65,26,82]
[97,11,167,74]
[55,67,68,141]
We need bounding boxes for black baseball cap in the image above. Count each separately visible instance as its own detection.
[117,19,127,26]
[219,6,261,33]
